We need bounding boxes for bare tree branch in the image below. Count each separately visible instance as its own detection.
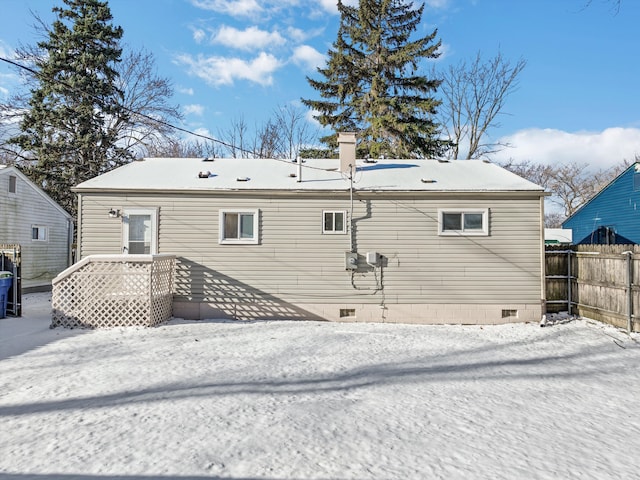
[437,51,526,159]
[501,158,633,225]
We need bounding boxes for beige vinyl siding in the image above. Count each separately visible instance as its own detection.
[0,171,71,288]
[78,191,543,308]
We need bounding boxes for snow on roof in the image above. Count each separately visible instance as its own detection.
[74,157,544,193]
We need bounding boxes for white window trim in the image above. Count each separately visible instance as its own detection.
[219,209,260,245]
[438,208,489,236]
[31,225,49,242]
[122,207,158,254]
[322,210,347,234]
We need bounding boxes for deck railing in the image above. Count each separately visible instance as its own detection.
[51,254,175,328]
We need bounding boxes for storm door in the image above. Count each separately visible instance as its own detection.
[122,208,158,254]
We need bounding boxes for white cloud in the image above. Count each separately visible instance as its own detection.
[176,52,282,87]
[287,25,325,43]
[194,127,213,138]
[493,127,640,170]
[192,28,207,44]
[0,39,14,59]
[213,25,285,51]
[190,0,262,17]
[425,0,451,8]
[287,26,307,43]
[434,42,452,61]
[0,71,20,100]
[184,104,205,116]
[291,45,325,71]
[317,0,358,14]
[177,86,195,95]
[305,109,322,128]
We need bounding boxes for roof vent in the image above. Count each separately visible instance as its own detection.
[236,177,250,182]
[437,159,449,163]
[198,171,211,178]
[202,157,215,162]
[421,178,436,183]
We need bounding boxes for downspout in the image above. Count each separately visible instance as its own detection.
[67,218,74,267]
[76,193,82,262]
[539,195,546,320]
[349,165,355,253]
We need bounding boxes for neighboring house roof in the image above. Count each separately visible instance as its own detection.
[561,162,640,244]
[73,157,545,193]
[0,165,72,219]
[562,162,639,227]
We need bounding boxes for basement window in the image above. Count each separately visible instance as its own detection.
[340,308,356,318]
[438,209,489,236]
[501,309,518,319]
[219,209,259,244]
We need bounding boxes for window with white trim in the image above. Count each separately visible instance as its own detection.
[438,209,489,236]
[31,225,48,241]
[219,209,259,244]
[323,210,346,234]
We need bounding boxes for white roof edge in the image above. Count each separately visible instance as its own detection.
[0,166,73,219]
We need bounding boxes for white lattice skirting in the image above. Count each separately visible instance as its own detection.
[51,254,175,328]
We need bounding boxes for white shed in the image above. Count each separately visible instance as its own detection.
[0,165,74,291]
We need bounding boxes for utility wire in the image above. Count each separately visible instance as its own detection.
[0,55,338,172]
[0,56,259,157]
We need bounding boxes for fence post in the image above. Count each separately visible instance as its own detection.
[567,250,572,316]
[624,251,633,333]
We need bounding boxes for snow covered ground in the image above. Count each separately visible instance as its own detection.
[1,293,640,480]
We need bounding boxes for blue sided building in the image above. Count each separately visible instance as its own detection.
[563,163,640,245]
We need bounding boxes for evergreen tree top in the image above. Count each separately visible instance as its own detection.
[303,0,448,159]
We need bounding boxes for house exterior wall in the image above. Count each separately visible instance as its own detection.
[563,164,640,245]
[77,190,544,324]
[0,169,72,289]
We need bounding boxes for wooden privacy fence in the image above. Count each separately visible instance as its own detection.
[546,244,640,332]
[51,254,175,328]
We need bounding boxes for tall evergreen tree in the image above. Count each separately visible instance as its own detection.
[302,0,447,158]
[10,0,126,216]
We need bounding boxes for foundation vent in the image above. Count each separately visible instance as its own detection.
[501,309,518,318]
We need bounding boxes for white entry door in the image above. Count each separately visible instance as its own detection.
[122,208,158,254]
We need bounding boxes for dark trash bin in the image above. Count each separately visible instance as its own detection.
[0,271,13,318]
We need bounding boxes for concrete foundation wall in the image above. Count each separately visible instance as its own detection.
[174,300,543,325]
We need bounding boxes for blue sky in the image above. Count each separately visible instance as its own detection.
[1,0,639,168]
